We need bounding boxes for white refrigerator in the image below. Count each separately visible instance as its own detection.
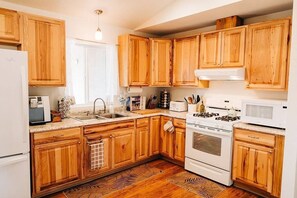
[0,49,31,198]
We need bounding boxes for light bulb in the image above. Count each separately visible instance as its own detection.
[95,28,102,40]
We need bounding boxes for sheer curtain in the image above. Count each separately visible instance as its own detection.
[65,38,119,105]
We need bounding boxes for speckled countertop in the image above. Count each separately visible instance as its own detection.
[29,109,188,133]
[233,122,285,136]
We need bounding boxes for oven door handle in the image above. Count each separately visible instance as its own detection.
[186,124,232,137]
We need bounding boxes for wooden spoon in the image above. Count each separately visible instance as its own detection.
[188,97,193,104]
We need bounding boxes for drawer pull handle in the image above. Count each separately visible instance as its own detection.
[248,135,259,140]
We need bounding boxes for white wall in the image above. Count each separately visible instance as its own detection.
[281,1,297,197]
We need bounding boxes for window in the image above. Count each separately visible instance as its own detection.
[66,39,119,105]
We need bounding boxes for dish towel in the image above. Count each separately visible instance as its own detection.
[89,141,104,170]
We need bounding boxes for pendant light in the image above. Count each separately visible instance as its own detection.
[95,9,103,40]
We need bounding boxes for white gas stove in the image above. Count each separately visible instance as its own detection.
[185,106,240,186]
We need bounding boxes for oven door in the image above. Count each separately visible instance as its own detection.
[185,124,233,171]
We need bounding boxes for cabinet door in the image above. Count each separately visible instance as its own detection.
[23,14,66,86]
[129,35,150,86]
[0,8,19,42]
[173,36,201,86]
[199,32,221,68]
[160,116,174,158]
[135,127,149,161]
[149,116,160,156]
[33,139,81,193]
[174,128,185,162]
[112,128,135,168]
[83,132,112,178]
[150,39,172,86]
[246,19,289,90]
[221,27,245,67]
[232,141,274,193]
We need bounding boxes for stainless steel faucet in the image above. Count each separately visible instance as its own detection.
[93,98,106,115]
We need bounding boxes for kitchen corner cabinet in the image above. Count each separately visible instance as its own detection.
[0,8,20,44]
[135,118,149,161]
[232,128,284,197]
[160,116,174,158]
[173,118,186,162]
[173,36,209,88]
[22,13,66,86]
[246,18,290,90]
[150,38,172,86]
[149,116,160,156]
[31,128,82,194]
[118,34,150,87]
[199,26,246,68]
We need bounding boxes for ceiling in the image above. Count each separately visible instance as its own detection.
[3,0,293,35]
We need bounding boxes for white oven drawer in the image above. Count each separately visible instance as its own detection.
[185,157,233,186]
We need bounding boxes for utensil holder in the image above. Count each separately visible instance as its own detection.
[188,104,197,113]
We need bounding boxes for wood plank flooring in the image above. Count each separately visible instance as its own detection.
[46,160,259,198]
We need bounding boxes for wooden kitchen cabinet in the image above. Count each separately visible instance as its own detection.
[150,38,172,86]
[173,36,209,88]
[83,131,112,178]
[22,13,66,86]
[118,34,150,87]
[232,128,284,197]
[160,116,174,158]
[173,118,186,162]
[246,18,290,90]
[199,26,246,68]
[32,128,82,194]
[149,116,160,156]
[136,118,149,161]
[0,8,20,44]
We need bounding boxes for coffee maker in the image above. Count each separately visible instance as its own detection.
[29,96,51,125]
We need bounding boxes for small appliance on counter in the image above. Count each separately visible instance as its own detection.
[146,95,158,109]
[159,89,170,109]
[29,96,51,125]
[169,101,187,112]
[126,96,146,111]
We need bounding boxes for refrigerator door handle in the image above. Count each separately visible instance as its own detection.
[20,66,29,143]
[0,155,29,168]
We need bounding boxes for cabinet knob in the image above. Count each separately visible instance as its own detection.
[110,135,114,138]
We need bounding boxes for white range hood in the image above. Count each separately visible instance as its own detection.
[194,68,245,81]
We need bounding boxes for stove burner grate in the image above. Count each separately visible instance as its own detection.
[193,112,219,118]
[215,115,240,122]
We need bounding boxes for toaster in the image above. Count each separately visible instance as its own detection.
[169,101,187,112]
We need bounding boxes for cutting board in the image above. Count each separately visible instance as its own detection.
[132,109,161,115]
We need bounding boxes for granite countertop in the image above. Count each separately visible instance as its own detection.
[29,109,188,133]
[233,122,285,136]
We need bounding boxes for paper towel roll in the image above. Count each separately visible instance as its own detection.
[127,87,143,93]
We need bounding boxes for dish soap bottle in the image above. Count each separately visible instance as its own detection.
[199,101,205,113]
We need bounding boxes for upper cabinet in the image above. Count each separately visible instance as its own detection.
[246,19,290,90]
[22,14,66,86]
[173,36,209,88]
[150,38,172,87]
[199,26,246,68]
[0,8,20,44]
[118,35,150,87]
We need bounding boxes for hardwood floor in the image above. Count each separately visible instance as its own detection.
[46,160,259,198]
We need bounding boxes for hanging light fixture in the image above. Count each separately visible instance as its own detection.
[95,9,103,40]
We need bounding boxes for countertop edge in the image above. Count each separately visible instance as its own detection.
[233,122,285,136]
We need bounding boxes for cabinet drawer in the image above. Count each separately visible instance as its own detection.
[173,118,186,128]
[234,128,275,147]
[137,118,149,128]
[33,127,81,145]
[84,120,134,134]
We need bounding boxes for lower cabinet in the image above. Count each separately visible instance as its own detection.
[174,127,186,162]
[160,116,174,158]
[232,128,284,197]
[149,116,161,156]
[32,128,82,194]
[135,118,149,161]
[83,120,135,178]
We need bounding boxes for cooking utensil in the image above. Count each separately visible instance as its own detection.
[192,94,196,104]
[188,97,193,104]
[196,95,200,103]
[184,97,188,103]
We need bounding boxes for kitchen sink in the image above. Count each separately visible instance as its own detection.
[99,113,127,119]
[73,115,106,120]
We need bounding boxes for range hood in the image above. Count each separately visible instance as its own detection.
[194,68,245,81]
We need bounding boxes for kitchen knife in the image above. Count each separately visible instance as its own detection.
[196,95,200,103]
